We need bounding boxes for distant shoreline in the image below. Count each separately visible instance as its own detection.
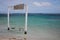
[0,13,60,17]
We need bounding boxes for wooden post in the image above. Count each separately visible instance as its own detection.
[24,5,28,40]
[7,7,10,30]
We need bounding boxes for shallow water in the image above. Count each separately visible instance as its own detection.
[0,14,60,40]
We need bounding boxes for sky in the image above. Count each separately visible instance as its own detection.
[0,0,60,13]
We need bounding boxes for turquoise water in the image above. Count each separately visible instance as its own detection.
[0,14,60,40]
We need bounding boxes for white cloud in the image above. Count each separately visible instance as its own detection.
[33,2,52,7]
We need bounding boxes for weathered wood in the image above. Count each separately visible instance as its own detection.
[14,4,24,10]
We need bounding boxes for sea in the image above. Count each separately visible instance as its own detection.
[0,13,60,40]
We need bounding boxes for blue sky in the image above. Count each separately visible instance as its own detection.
[0,0,60,13]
